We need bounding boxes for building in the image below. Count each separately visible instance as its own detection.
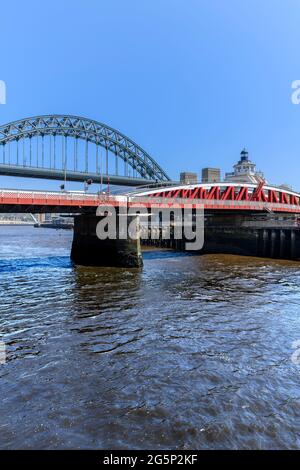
[225,149,265,184]
[180,172,198,184]
[202,167,221,183]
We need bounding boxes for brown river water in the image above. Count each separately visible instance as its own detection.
[0,226,300,449]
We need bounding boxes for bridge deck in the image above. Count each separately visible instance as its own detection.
[0,188,300,214]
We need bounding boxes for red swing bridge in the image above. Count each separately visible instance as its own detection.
[0,181,299,267]
[1,114,300,266]
[1,181,300,213]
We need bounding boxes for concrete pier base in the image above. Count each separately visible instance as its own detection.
[198,227,300,260]
[141,214,300,261]
[71,214,143,268]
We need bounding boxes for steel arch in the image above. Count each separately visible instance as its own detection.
[0,115,170,182]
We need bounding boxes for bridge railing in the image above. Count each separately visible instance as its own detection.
[0,190,300,213]
[0,189,102,203]
[134,197,300,214]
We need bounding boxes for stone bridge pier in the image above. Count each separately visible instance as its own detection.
[71,213,143,268]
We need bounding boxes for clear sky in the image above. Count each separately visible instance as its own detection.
[1,0,300,190]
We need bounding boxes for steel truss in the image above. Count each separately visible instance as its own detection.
[0,115,170,183]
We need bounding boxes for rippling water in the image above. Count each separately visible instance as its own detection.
[1,226,300,449]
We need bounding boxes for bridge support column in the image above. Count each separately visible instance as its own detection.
[291,230,296,259]
[270,229,277,258]
[261,229,269,257]
[71,214,143,268]
[279,230,286,259]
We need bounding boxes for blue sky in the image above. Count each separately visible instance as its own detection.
[1,0,300,190]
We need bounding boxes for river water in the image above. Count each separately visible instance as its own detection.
[1,226,300,449]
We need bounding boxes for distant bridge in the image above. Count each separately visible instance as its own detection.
[0,115,170,186]
[0,115,300,214]
[1,115,300,265]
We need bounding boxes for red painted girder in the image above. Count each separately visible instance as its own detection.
[220,186,235,201]
[207,186,221,200]
[290,194,300,205]
[280,192,289,204]
[268,190,280,203]
[235,187,249,201]
[251,180,266,202]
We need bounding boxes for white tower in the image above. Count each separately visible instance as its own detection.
[225,149,265,183]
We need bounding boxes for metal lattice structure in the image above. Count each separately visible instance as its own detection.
[134,181,300,209]
[0,115,170,186]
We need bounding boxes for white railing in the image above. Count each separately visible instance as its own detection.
[0,189,101,202]
[0,190,300,212]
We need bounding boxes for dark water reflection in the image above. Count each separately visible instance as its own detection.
[1,226,300,449]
